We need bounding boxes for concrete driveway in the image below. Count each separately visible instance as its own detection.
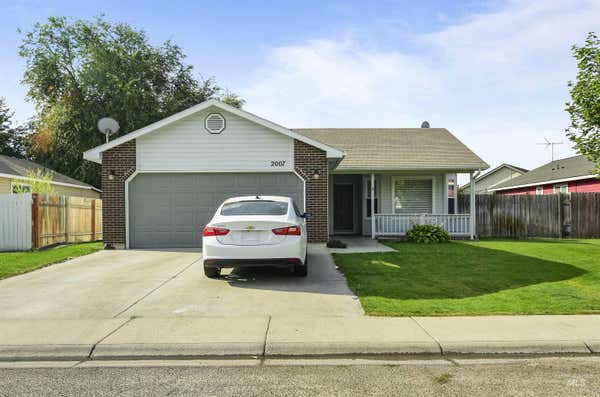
[0,245,363,320]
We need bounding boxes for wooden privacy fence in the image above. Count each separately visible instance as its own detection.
[458,192,600,238]
[31,194,103,249]
[571,192,600,238]
[0,194,33,251]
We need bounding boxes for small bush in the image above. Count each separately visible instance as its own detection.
[406,224,450,243]
[327,239,347,248]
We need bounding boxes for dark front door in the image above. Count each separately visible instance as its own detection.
[334,184,354,232]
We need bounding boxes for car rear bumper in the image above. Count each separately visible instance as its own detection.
[203,257,302,269]
[202,235,306,267]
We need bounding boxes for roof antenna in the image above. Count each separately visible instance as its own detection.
[536,138,563,161]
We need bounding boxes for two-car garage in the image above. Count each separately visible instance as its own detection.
[128,172,304,248]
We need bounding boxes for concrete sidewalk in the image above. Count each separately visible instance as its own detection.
[1,315,599,360]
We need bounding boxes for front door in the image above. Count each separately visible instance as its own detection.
[334,184,354,232]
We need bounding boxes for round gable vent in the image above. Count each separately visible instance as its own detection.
[205,113,225,134]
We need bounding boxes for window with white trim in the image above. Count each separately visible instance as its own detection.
[553,184,568,194]
[535,186,544,195]
[393,178,433,214]
[364,177,379,218]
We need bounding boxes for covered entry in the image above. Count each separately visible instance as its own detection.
[128,172,304,248]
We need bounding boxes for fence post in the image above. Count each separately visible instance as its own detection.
[561,193,572,238]
[64,196,70,243]
[31,193,41,249]
[91,199,96,241]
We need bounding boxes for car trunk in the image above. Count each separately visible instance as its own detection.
[214,217,294,246]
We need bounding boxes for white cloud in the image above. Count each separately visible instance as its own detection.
[244,39,441,128]
[240,0,600,181]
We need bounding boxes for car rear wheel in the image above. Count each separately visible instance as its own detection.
[294,254,308,277]
[204,266,220,278]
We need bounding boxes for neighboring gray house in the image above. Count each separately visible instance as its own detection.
[83,99,488,248]
[460,163,528,194]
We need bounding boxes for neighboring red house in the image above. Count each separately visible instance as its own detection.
[490,155,600,195]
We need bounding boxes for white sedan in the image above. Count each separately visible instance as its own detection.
[202,196,310,278]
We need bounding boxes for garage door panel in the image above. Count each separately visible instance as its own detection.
[129,172,304,248]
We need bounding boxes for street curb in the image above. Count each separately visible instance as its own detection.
[0,343,596,362]
[1,316,599,361]
[438,340,592,355]
[0,345,93,361]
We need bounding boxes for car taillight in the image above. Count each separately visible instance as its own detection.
[203,227,230,236]
[272,226,301,236]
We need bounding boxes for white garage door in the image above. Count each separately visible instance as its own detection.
[128,173,304,248]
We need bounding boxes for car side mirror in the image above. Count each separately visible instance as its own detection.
[302,212,312,220]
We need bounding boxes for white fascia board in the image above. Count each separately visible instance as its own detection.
[83,99,345,164]
[333,164,489,173]
[489,174,598,192]
[1,173,101,192]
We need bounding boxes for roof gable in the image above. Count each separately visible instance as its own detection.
[83,99,345,163]
[461,163,528,189]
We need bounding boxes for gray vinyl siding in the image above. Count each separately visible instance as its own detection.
[462,167,525,194]
[136,106,294,172]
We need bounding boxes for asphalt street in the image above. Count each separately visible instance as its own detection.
[1,357,600,396]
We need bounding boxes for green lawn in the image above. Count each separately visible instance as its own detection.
[0,242,103,279]
[332,239,600,316]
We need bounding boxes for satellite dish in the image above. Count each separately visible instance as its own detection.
[421,121,430,128]
[97,117,120,143]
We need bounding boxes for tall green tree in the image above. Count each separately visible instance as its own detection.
[566,32,600,174]
[0,98,29,158]
[20,16,244,187]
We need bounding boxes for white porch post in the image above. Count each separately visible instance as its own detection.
[453,173,458,214]
[371,173,375,239]
[469,172,476,240]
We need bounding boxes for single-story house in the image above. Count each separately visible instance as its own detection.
[490,155,600,195]
[83,99,488,248]
[460,163,528,194]
[0,154,100,198]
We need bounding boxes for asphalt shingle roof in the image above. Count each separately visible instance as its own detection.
[0,155,94,189]
[492,155,598,190]
[293,128,489,171]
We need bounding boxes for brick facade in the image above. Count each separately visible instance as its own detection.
[294,140,329,243]
[101,140,136,247]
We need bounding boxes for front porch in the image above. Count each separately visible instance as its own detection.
[328,171,477,239]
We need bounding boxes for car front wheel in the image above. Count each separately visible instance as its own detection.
[204,266,220,278]
[294,254,308,277]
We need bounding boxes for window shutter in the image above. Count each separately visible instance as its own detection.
[393,179,433,213]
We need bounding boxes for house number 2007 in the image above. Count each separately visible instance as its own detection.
[271,160,286,167]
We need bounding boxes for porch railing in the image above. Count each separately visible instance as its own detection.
[374,213,471,236]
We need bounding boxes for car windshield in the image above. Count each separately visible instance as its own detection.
[220,200,288,216]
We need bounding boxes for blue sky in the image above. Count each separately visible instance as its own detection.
[1,0,597,177]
